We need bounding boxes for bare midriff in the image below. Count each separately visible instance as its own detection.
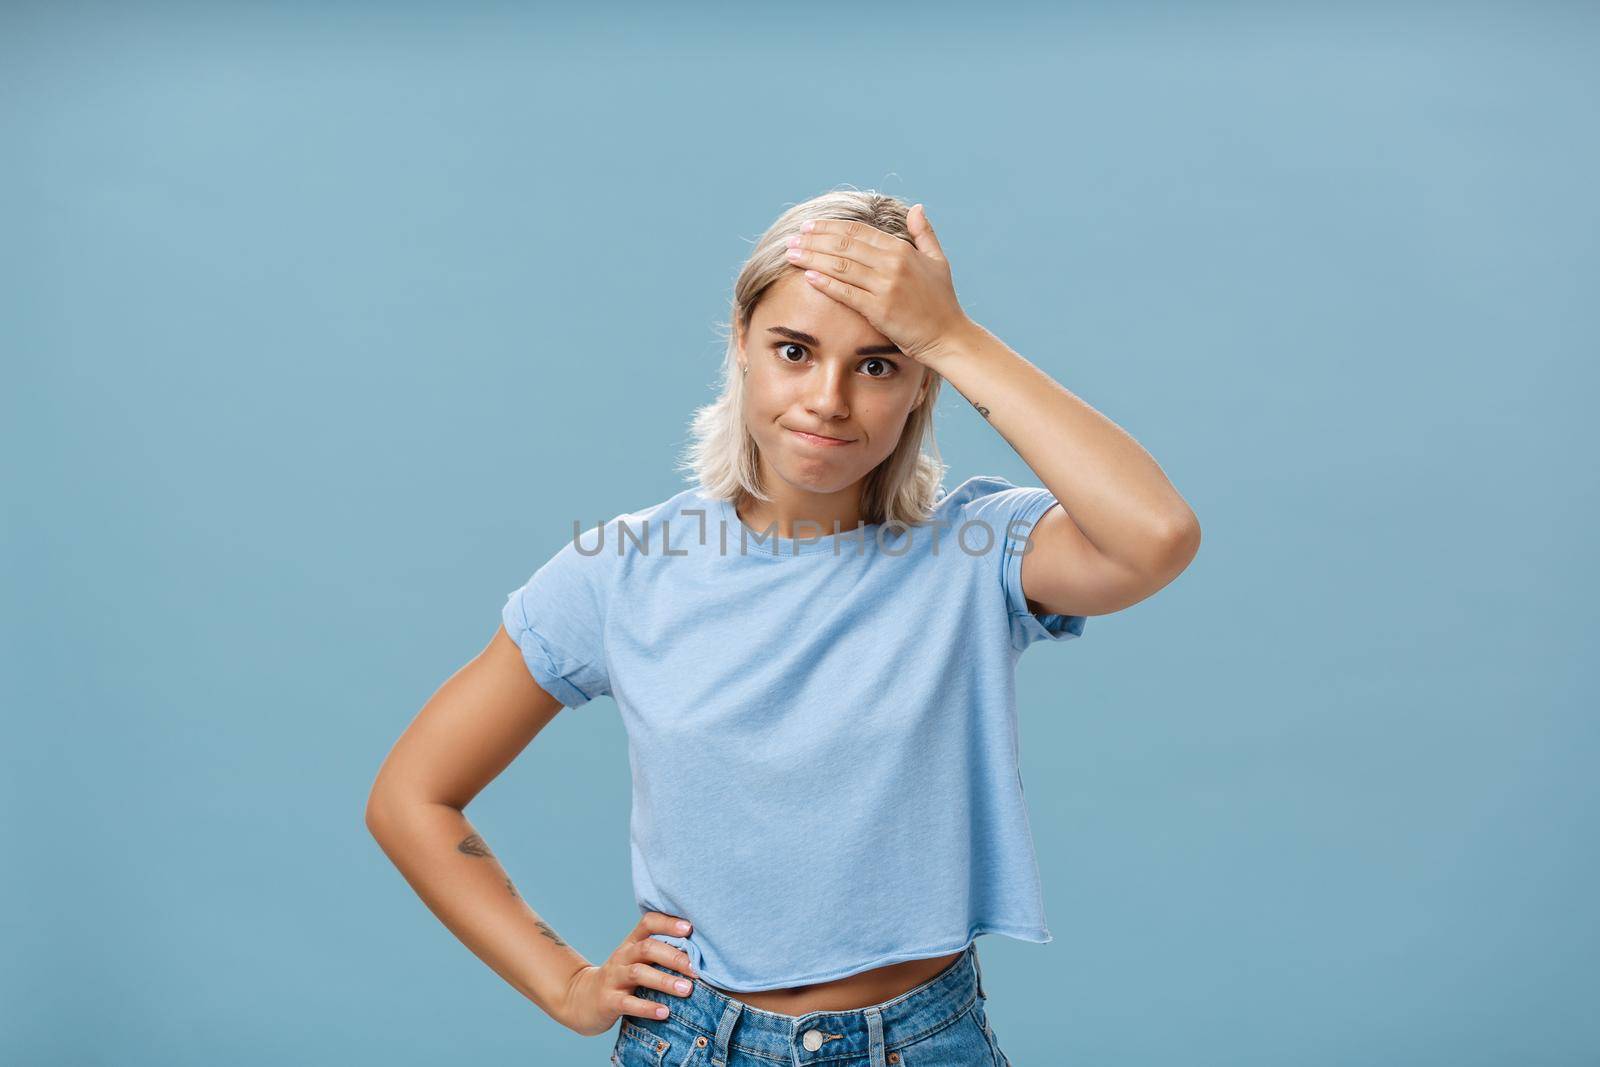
[702,949,965,1016]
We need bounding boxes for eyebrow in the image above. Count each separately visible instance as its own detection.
[766,325,902,357]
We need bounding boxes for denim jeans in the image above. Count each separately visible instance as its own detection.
[610,941,1012,1066]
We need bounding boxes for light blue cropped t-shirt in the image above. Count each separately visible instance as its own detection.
[500,475,1087,992]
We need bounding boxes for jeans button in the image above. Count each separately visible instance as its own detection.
[802,1029,824,1051]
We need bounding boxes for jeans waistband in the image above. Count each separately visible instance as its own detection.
[635,941,985,1065]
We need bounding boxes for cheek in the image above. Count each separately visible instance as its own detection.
[748,380,795,416]
[863,405,907,431]
[863,403,917,446]
[743,387,787,431]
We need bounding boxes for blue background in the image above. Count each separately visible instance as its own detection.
[5,2,1596,1064]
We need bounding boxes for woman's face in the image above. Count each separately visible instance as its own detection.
[736,271,930,501]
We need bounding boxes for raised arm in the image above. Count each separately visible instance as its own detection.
[922,318,1202,618]
[785,206,1202,620]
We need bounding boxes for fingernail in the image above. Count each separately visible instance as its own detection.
[677,921,691,932]
[676,980,690,993]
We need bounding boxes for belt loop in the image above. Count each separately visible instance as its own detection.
[711,999,742,1067]
[971,942,988,1000]
[864,1006,886,1067]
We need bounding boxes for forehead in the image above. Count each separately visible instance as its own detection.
[749,272,892,348]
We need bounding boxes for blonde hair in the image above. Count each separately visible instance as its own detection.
[676,188,948,527]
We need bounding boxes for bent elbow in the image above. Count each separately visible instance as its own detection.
[365,787,397,839]
[1152,512,1202,577]
[1173,512,1201,557]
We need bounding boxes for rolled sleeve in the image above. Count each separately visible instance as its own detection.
[999,487,1089,652]
[501,536,613,709]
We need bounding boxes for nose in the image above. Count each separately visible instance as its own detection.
[804,363,850,422]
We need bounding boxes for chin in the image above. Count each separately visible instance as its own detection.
[779,465,865,496]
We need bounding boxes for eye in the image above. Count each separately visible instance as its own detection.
[770,342,899,379]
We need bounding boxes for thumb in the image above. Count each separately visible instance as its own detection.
[908,203,945,261]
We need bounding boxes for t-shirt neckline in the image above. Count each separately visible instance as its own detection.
[710,491,882,558]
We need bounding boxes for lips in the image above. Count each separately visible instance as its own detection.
[788,427,856,446]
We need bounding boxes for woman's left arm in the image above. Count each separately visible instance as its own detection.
[788,204,1200,619]
[920,319,1202,618]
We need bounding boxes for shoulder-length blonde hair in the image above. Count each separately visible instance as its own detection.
[676,188,948,528]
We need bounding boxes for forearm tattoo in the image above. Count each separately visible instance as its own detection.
[970,399,991,419]
[457,831,544,921]
[535,920,568,947]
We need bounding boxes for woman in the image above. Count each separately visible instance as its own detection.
[366,189,1200,1065]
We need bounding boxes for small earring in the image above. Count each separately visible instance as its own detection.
[741,364,748,375]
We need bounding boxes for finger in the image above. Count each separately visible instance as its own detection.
[621,955,698,1001]
[908,203,946,261]
[619,991,674,1021]
[786,243,882,290]
[796,218,896,269]
[632,912,693,941]
[802,267,870,311]
[799,216,897,252]
[634,932,697,979]
[787,233,891,288]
